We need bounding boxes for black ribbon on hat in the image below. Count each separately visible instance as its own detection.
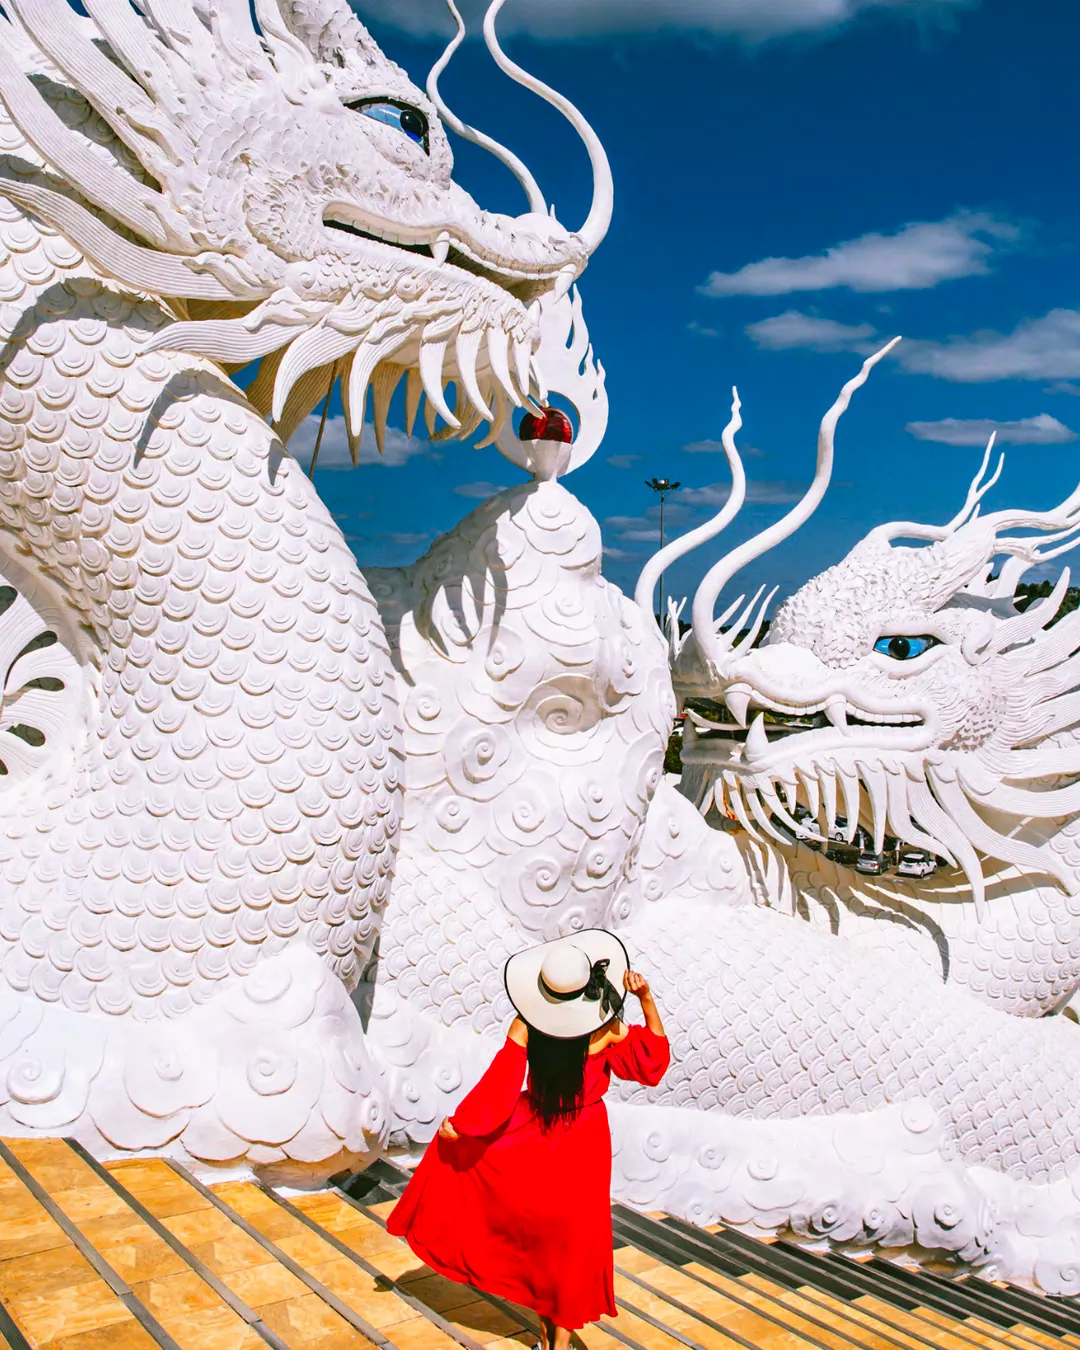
[542,957,625,1020]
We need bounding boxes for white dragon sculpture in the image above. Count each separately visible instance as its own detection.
[5,0,1080,1297]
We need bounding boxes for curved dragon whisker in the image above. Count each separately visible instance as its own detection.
[908,778,986,918]
[932,772,1075,891]
[482,0,612,254]
[271,318,379,424]
[692,339,900,675]
[80,0,178,107]
[7,0,176,169]
[145,304,307,362]
[0,175,235,300]
[635,388,746,628]
[964,773,1080,820]
[426,0,546,216]
[0,42,184,250]
[275,359,337,448]
[983,553,1033,600]
[988,567,1072,657]
[884,773,955,866]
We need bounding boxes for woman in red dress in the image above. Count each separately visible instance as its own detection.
[388,929,669,1350]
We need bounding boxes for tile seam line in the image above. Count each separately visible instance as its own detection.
[164,1158,401,1350]
[254,1177,490,1350]
[337,1185,661,1350]
[62,1137,294,1350]
[613,1260,872,1350]
[366,1164,1013,1350]
[0,1289,33,1350]
[0,1138,184,1350]
[612,1224,858,1350]
[613,1215,1011,1350]
[624,1255,1028,1350]
[650,1213,1060,1350]
[662,1216,1077,1345]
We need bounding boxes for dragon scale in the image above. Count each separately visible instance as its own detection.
[3,0,1080,1297]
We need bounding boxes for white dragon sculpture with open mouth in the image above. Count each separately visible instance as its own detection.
[0,0,609,1174]
[4,0,1080,1296]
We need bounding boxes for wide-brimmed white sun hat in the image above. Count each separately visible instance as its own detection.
[504,929,629,1039]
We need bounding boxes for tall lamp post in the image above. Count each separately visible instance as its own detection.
[645,477,681,626]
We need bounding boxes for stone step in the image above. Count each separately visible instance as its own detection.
[1,1140,1078,1350]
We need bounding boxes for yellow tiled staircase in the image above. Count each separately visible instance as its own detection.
[2,1138,1079,1350]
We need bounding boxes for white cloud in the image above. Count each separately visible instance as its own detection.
[454,480,510,498]
[702,213,1017,298]
[745,311,879,353]
[606,454,643,470]
[355,0,971,40]
[906,414,1078,446]
[899,309,1080,383]
[680,481,807,507]
[288,414,428,470]
[683,438,765,457]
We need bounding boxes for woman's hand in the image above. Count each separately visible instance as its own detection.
[624,970,650,1000]
[438,1117,460,1142]
[624,969,665,1038]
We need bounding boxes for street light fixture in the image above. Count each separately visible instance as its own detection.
[645,477,681,627]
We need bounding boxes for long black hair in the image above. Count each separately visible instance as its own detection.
[526,1026,591,1131]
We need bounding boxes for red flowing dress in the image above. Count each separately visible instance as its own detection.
[387,1025,670,1330]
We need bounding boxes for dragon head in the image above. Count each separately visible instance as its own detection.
[0,0,609,449]
[650,352,1080,913]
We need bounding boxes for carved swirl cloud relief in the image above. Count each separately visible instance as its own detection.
[364,478,677,1140]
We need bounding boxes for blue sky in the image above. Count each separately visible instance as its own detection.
[303,0,1080,614]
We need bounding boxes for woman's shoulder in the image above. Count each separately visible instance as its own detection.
[506,1017,529,1048]
[588,1020,629,1056]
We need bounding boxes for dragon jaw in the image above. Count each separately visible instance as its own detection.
[0,0,606,456]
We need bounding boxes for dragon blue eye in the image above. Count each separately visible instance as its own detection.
[873,635,940,660]
[350,100,429,151]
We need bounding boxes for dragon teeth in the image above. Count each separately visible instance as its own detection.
[797,770,820,821]
[837,768,860,842]
[419,339,459,428]
[455,328,493,420]
[724,687,750,728]
[745,712,769,761]
[486,327,522,407]
[512,335,532,402]
[371,362,404,457]
[432,231,451,266]
[819,763,838,834]
[404,366,422,436]
[859,762,888,854]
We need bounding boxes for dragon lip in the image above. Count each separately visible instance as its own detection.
[322,207,571,290]
[683,696,924,741]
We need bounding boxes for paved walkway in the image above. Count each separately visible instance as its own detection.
[2,1140,1078,1350]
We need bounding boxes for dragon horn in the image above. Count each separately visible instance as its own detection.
[634,388,747,629]
[427,0,546,215]
[691,338,900,672]
[482,0,613,254]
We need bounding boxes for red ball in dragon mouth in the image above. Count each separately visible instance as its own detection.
[518,406,573,444]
